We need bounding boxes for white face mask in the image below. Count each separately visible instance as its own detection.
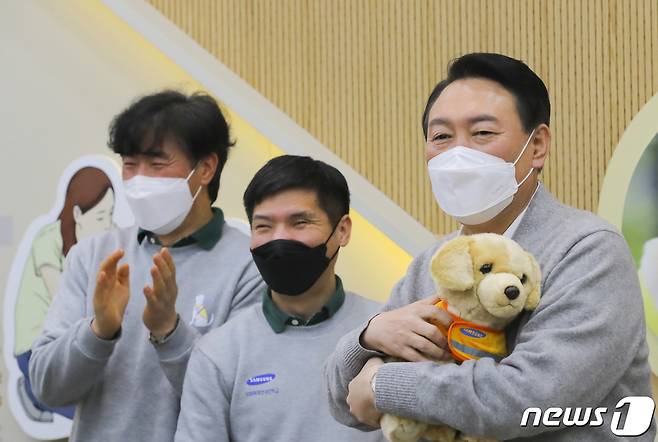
[427,130,535,225]
[123,169,202,235]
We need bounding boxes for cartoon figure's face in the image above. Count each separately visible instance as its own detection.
[73,188,115,242]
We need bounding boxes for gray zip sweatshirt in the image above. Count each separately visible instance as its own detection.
[325,185,656,441]
[29,223,265,442]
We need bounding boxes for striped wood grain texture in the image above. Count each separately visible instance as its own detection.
[147,0,658,235]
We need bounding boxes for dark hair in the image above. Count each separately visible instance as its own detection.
[108,90,234,203]
[59,167,113,256]
[422,53,550,138]
[243,155,350,225]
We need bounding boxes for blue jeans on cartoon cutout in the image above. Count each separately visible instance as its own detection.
[16,350,75,419]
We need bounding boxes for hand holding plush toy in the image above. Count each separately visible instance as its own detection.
[380,233,542,442]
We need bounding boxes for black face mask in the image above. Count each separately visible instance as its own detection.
[250,221,341,296]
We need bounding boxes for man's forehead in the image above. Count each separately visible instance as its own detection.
[428,114,500,129]
[430,78,518,120]
[121,142,185,160]
[253,189,324,219]
[121,150,167,159]
[123,133,188,157]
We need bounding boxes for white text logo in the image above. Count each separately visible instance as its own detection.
[520,396,655,437]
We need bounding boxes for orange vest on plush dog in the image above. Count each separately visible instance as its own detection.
[431,300,508,363]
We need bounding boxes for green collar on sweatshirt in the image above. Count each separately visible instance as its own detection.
[262,276,345,333]
[138,207,224,250]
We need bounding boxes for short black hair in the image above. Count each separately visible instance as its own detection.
[108,90,234,203]
[422,53,550,138]
[243,155,350,225]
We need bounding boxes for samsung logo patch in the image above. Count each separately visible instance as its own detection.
[246,373,276,386]
[461,328,486,338]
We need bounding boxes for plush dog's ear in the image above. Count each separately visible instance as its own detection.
[430,236,474,291]
[524,253,542,310]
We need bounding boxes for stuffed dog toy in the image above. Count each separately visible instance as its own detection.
[380,233,542,442]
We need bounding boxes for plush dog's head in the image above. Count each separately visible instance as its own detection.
[430,233,541,329]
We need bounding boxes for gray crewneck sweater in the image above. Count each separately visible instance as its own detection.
[29,223,265,442]
[325,185,656,441]
[175,292,385,442]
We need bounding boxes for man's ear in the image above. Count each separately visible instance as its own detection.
[524,253,542,310]
[531,123,551,171]
[199,153,219,187]
[430,236,474,291]
[337,214,351,247]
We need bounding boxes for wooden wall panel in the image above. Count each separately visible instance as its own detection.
[147,0,658,235]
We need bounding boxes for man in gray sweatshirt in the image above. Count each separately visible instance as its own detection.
[325,53,656,440]
[29,91,265,441]
[175,155,384,441]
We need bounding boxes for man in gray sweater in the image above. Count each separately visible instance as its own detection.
[29,91,265,441]
[175,155,383,441]
[325,53,656,440]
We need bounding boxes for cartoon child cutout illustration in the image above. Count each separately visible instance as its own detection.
[4,155,133,440]
[14,167,115,422]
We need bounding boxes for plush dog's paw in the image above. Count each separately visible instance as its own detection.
[381,413,428,442]
[422,424,458,442]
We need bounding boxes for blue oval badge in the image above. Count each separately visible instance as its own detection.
[461,328,486,339]
[246,373,276,386]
